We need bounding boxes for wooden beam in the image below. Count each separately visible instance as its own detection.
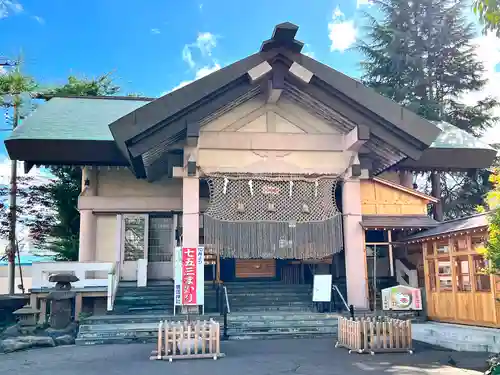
[286,74,424,161]
[186,122,200,147]
[247,61,272,83]
[266,63,286,104]
[199,132,344,151]
[345,124,370,151]
[267,79,283,104]
[128,78,256,158]
[288,62,313,84]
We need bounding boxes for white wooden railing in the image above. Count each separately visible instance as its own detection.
[31,262,114,290]
[395,258,418,288]
[107,261,121,311]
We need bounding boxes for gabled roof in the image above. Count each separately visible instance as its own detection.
[397,121,497,171]
[4,23,495,179]
[107,22,442,178]
[403,213,489,243]
[371,177,439,203]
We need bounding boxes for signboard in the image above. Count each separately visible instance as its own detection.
[174,247,205,306]
[312,274,332,302]
[261,185,280,195]
[381,285,422,311]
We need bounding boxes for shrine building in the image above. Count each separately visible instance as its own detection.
[4,23,496,314]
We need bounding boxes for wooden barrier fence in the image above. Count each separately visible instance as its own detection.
[335,316,413,355]
[150,319,225,361]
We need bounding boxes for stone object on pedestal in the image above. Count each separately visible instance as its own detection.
[46,273,79,329]
[12,304,40,327]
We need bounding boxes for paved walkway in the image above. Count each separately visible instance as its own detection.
[0,339,490,375]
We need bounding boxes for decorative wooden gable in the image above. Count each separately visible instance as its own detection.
[361,177,438,216]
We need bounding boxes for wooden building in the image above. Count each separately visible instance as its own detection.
[405,213,500,328]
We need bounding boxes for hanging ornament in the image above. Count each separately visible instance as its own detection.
[289,181,293,197]
[249,180,254,196]
[223,177,229,194]
[314,180,318,197]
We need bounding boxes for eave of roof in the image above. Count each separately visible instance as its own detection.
[107,22,443,177]
[403,212,489,243]
[361,215,439,230]
[396,121,497,171]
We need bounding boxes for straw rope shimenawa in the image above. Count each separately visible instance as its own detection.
[202,172,343,259]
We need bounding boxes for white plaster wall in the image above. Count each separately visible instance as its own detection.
[199,96,352,175]
[0,265,32,294]
[95,214,117,263]
[97,169,182,197]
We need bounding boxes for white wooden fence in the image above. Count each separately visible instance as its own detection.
[31,261,113,289]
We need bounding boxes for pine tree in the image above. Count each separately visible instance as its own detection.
[357,0,499,219]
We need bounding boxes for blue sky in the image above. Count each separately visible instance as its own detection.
[0,0,369,96]
[0,0,499,159]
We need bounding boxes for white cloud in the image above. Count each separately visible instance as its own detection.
[303,44,315,58]
[356,0,372,8]
[151,28,160,34]
[0,159,51,187]
[459,33,500,145]
[328,6,357,53]
[0,0,23,19]
[32,15,44,24]
[167,31,221,95]
[182,32,218,68]
[0,66,6,75]
[168,63,221,94]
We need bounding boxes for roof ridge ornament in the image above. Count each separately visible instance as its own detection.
[260,22,304,53]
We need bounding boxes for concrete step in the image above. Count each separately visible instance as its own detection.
[229,300,312,309]
[85,314,222,325]
[231,305,315,313]
[227,325,337,334]
[229,295,312,305]
[229,319,338,329]
[227,291,311,297]
[227,331,336,340]
[228,312,340,321]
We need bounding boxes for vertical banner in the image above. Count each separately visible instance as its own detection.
[182,248,197,305]
[174,246,204,307]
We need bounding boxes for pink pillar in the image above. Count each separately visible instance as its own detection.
[79,167,97,262]
[342,178,369,309]
[182,176,200,248]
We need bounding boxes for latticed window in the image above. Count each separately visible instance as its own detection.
[123,215,147,261]
[148,215,175,262]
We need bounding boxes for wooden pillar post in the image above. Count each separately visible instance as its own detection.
[431,172,444,221]
[388,230,394,277]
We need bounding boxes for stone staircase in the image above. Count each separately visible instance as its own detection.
[227,311,339,340]
[225,281,314,313]
[76,280,341,345]
[112,282,175,315]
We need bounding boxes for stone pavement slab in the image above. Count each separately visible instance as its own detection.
[0,338,490,375]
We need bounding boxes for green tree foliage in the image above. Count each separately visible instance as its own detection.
[473,0,500,36]
[477,170,500,273]
[357,0,499,218]
[0,71,121,260]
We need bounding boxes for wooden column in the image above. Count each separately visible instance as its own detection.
[388,230,394,277]
[431,172,443,221]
